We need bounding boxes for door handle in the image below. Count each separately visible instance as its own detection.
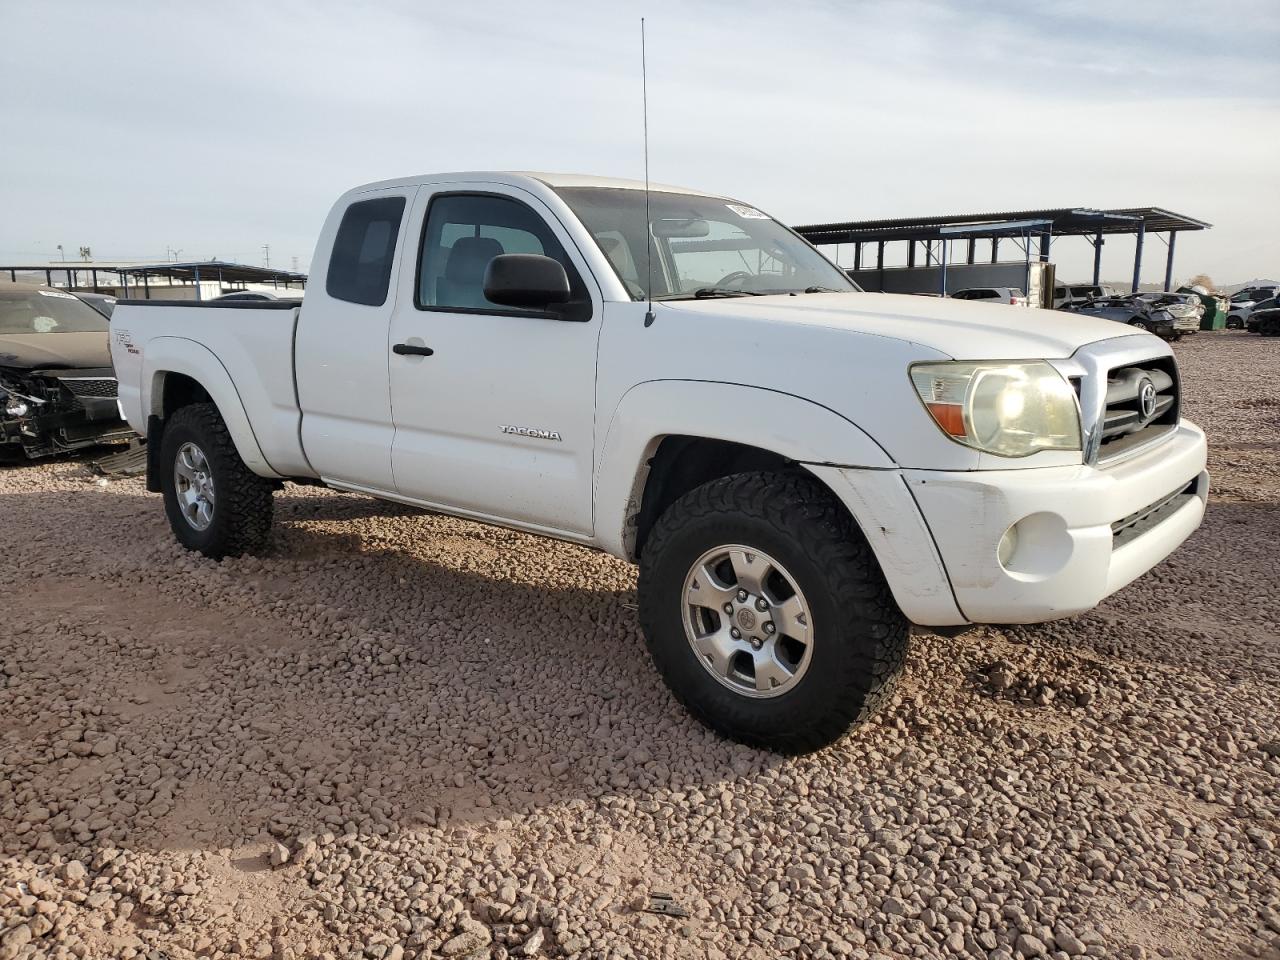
[392,343,434,357]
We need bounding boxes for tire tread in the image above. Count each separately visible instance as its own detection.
[638,470,909,753]
[162,403,273,558]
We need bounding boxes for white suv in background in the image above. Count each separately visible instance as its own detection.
[951,287,1028,307]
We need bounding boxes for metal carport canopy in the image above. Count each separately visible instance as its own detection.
[793,207,1210,244]
[1,260,308,301]
[793,207,1211,293]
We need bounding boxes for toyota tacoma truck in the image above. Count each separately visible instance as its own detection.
[109,172,1209,752]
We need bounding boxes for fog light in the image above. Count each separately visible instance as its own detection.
[996,513,1074,580]
[4,397,29,418]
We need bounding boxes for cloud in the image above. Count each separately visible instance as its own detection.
[0,0,1275,284]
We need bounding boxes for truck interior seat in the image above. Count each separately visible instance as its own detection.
[436,236,504,308]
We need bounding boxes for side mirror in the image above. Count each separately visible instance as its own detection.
[483,254,570,309]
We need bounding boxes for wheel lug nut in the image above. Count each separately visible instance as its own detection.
[736,589,748,602]
[723,603,734,614]
[730,628,741,639]
[755,598,768,612]
[764,623,776,634]
[751,638,763,649]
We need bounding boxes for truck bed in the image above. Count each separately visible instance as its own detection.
[109,299,314,478]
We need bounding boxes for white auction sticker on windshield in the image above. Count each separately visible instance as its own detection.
[37,289,78,299]
[726,203,769,220]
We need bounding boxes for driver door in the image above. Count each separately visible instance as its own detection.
[386,185,603,537]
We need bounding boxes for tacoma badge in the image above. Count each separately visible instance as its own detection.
[500,424,563,441]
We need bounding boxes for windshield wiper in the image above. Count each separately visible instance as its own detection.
[691,287,765,299]
[650,287,765,301]
[803,286,842,293]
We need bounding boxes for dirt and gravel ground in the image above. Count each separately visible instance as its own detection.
[2,331,1278,960]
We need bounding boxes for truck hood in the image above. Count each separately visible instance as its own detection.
[0,332,111,370]
[669,291,1132,360]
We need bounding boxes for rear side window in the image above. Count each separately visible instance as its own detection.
[326,196,407,306]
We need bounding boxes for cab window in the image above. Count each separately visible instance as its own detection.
[326,196,406,306]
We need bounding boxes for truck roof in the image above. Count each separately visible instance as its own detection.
[343,171,723,199]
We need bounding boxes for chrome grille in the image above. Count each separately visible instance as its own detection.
[59,377,118,399]
[1055,339,1182,465]
[1097,357,1179,461]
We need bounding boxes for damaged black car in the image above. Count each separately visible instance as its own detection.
[0,284,134,461]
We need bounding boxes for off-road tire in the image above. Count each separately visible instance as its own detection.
[160,403,273,558]
[638,471,910,753]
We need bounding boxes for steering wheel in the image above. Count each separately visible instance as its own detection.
[714,270,754,289]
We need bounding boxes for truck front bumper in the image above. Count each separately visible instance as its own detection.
[810,421,1208,627]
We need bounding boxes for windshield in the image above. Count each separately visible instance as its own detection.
[0,288,109,335]
[553,187,857,300]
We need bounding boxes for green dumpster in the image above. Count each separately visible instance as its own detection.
[1179,286,1226,330]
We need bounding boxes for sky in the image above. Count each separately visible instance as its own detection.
[1,0,1277,287]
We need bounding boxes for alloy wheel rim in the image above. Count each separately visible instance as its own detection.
[681,544,813,699]
[174,441,215,531]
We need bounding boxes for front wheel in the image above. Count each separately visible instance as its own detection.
[638,471,909,753]
[160,403,274,558]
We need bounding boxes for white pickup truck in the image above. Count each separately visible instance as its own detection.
[110,172,1209,752]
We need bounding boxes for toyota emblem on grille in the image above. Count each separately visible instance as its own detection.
[1138,378,1157,420]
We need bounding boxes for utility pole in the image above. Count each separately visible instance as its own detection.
[291,256,298,272]
[262,244,270,269]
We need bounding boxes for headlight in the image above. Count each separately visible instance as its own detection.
[910,361,1081,457]
[4,396,30,418]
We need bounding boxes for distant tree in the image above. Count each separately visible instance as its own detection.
[1186,273,1214,291]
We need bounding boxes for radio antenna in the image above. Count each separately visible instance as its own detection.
[641,17,656,328]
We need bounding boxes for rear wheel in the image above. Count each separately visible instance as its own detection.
[638,471,910,753]
[160,403,273,558]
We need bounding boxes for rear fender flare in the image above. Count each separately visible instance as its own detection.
[143,337,282,479]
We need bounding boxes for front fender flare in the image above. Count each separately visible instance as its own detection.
[593,379,895,559]
[143,337,283,479]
